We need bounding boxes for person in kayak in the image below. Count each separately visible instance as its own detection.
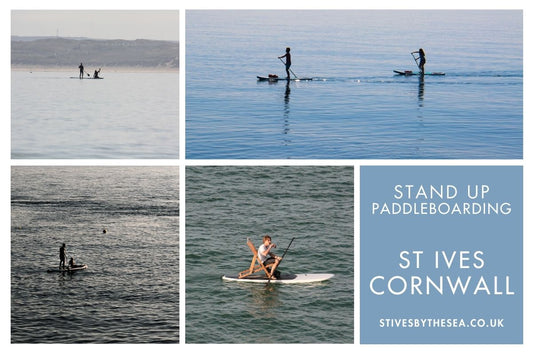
[93,68,101,79]
[78,63,84,79]
[411,48,426,75]
[59,243,67,268]
[278,47,292,79]
[258,235,282,279]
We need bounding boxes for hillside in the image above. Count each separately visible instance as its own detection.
[11,36,179,69]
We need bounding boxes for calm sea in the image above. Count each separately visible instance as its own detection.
[186,10,522,159]
[11,71,179,159]
[11,166,179,343]
[186,166,354,343]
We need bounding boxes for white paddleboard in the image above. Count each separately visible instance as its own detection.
[47,264,88,273]
[222,273,334,284]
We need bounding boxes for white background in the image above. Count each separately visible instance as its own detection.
[2,0,530,354]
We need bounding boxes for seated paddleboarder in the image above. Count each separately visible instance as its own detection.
[258,235,282,279]
[93,68,101,79]
[411,48,426,75]
[278,47,292,79]
[68,257,84,269]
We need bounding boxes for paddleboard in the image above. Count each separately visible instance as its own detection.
[47,264,88,273]
[69,77,104,79]
[393,70,445,76]
[222,273,334,284]
[257,76,313,82]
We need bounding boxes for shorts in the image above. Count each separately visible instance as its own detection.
[264,257,276,266]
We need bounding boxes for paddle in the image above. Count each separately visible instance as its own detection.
[278,57,298,79]
[411,52,420,69]
[280,237,295,261]
[267,237,295,283]
[411,51,421,73]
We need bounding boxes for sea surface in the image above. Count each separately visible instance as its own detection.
[11,166,179,343]
[186,10,522,159]
[186,166,354,343]
[11,71,179,159]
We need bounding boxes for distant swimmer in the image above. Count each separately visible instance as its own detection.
[93,68,101,79]
[59,243,67,268]
[78,63,84,79]
[278,47,292,79]
[411,48,426,75]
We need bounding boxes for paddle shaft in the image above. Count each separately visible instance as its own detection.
[279,57,298,78]
[280,237,295,260]
[267,237,295,282]
[411,52,419,67]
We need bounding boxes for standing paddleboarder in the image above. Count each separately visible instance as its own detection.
[411,48,426,75]
[59,243,67,268]
[78,63,84,79]
[278,47,292,79]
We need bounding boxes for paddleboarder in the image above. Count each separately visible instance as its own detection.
[258,235,282,279]
[278,47,292,79]
[59,243,67,268]
[78,63,84,79]
[411,48,426,75]
[93,68,101,79]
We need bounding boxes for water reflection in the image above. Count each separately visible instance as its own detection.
[415,75,426,155]
[244,283,282,319]
[418,75,425,105]
[282,80,291,141]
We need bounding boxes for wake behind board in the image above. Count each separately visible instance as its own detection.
[47,264,88,273]
[222,273,334,284]
[394,70,445,76]
[257,76,313,82]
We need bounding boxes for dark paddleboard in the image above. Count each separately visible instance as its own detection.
[69,77,104,79]
[257,76,313,82]
[394,70,445,76]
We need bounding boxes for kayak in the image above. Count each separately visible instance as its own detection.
[47,264,88,273]
[257,76,313,82]
[393,70,445,76]
[222,273,334,284]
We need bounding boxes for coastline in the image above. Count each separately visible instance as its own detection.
[11,65,179,73]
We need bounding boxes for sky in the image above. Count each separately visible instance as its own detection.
[11,10,179,41]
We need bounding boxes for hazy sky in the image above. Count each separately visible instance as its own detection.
[11,10,179,41]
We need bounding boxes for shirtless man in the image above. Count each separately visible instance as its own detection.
[59,243,67,268]
[278,47,292,79]
[78,63,84,79]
